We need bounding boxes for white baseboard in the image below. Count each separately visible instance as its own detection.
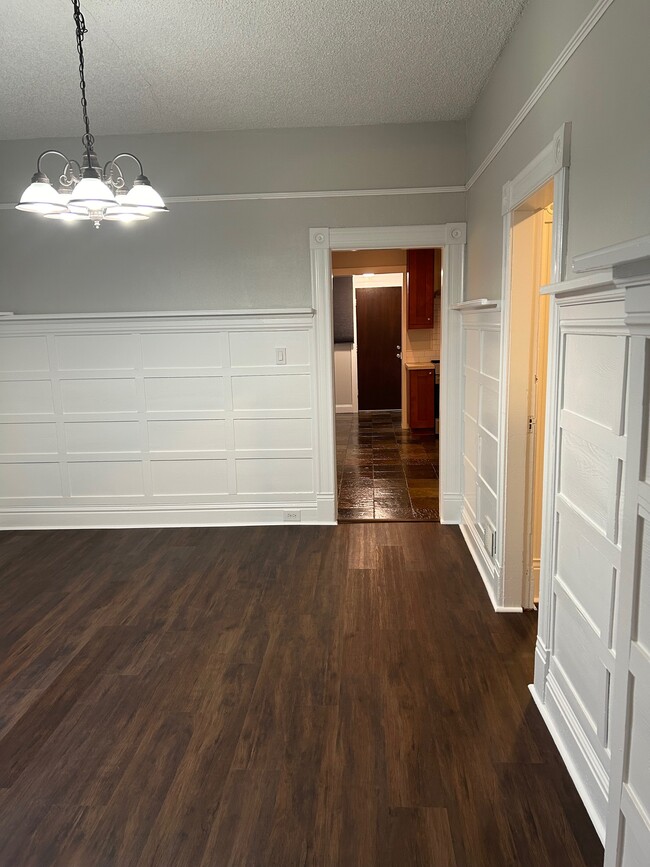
[0,496,337,530]
[440,492,463,524]
[336,404,355,413]
[460,510,523,612]
[529,680,607,843]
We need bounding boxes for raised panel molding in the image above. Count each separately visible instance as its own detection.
[531,257,650,867]
[0,309,334,527]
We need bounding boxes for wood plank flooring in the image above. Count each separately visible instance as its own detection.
[0,523,603,866]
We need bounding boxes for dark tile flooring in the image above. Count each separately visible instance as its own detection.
[336,411,439,522]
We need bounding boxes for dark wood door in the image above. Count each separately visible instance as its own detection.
[356,285,402,411]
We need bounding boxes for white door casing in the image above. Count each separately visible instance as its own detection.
[310,224,466,524]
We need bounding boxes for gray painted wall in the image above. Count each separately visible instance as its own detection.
[465,0,650,299]
[0,123,465,314]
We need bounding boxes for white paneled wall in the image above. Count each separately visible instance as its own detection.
[0,310,334,527]
[531,259,650,865]
[460,308,503,608]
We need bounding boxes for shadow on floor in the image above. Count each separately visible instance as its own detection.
[336,410,439,522]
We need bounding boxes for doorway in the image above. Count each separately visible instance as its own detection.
[332,248,440,522]
[504,180,554,607]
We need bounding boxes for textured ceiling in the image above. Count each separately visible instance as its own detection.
[0,0,527,140]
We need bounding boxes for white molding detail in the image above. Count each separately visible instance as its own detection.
[501,124,571,215]
[0,186,467,211]
[451,299,501,312]
[440,493,463,524]
[329,224,458,250]
[530,683,607,842]
[466,0,615,189]
[573,233,650,272]
[311,223,466,524]
[0,308,315,322]
[541,269,615,297]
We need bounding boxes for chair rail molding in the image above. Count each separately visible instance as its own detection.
[310,223,466,524]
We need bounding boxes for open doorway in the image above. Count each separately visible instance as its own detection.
[331,248,441,522]
[505,179,554,607]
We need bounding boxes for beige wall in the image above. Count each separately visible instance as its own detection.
[0,123,465,314]
[466,0,650,299]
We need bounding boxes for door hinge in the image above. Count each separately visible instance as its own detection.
[528,416,536,432]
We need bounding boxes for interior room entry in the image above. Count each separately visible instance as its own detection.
[356,284,402,410]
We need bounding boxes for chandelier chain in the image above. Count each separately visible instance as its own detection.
[71,0,94,161]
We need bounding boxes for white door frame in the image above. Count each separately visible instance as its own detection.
[310,223,467,524]
[497,123,571,608]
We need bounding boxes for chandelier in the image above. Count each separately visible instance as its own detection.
[16,0,167,228]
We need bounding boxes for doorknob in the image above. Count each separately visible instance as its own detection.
[396,351,402,359]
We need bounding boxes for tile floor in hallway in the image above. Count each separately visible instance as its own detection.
[336,410,439,521]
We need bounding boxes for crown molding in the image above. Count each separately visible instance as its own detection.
[466,0,616,190]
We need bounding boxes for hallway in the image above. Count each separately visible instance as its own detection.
[336,411,439,521]
[0,522,602,866]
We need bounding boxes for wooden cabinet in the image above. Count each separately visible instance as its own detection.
[408,368,435,429]
[407,248,441,329]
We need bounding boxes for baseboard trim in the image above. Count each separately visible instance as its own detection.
[440,493,463,524]
[529,681,607,843]
[0,497,337,530]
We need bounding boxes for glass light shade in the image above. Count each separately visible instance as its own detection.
[68,176,117,212]
[122,182,168,213]
[43,193,87,221]
[16,182,67,215]
[103,194,149,222]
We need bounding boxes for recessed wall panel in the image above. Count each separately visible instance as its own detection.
[0,462,61,498]
[141,332,223,369]
[481,330,500,380]
[65,421,141,454]
[232,375,310,411]
[235,458,313,493]
[148,420,226,452]
[68,461,144,497]
[55,334,137,371]
[234,418,311,451]
[144,377,224,412]
[479,431,498,494]
[464,376,479,421]
[0,423,58,455]
[465,330,480,372]
[563,333,627,431]
[556,509,615,637]
[229,331,309,367]
[60,379,138,414]
[626,671,650,827]
[0,336,49,372]
[553,592,607,735]
[559,429,611,532]
[480,386,499,438]
[0,380,54,415]
[151,459,228,495]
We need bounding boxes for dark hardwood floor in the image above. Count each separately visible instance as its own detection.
[0,524,603,866]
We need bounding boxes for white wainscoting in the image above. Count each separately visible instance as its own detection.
[531,252,650,865]
[334,343,357,413]
[459,306,507,609]
[0,309,336,527]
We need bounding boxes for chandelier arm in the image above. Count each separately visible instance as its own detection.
[34,150,78,183]
[104,153,145,180]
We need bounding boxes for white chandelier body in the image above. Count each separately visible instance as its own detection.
[16,0,167,228]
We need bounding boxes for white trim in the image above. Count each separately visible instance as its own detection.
[0,186,466,210]
[0,498,335,529]
[573,233,650,272]
[501,124,571,215]
[440,492,463,524]
[494,132,571,611]
[530,684,607,843]
[466,0,615,189]
[0,308,314,321]
[310,223,466,524]
[451,299,501,312]
[541,269,615,297]
[460,517,523,612]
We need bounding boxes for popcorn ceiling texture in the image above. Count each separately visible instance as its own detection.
[1,0,527,139]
